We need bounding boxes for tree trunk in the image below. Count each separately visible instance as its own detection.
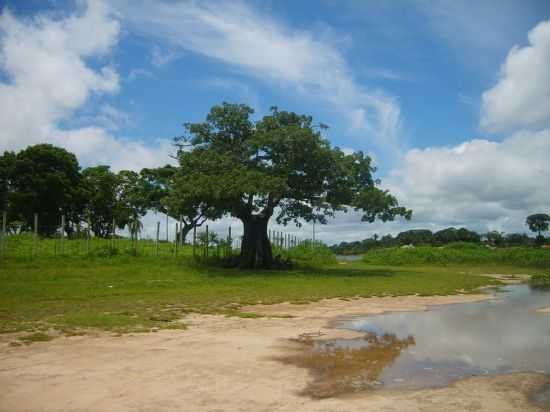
[239,215,273,268]
[180,224,193,244]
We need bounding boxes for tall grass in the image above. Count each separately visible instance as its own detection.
[279,242,337,265]
[0,233,191,259]
[362,244,550,268]
[0,234,335,265]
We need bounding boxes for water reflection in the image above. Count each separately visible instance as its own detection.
[279,285,550,398]
[278,333,415,398]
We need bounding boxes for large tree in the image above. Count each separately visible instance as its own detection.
[8,144,83,236]
[173,103,411,268]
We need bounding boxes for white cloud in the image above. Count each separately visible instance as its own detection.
[128,67,154,82]
[150,45,180,67]
[50,127,174,172]
[116,0,403,155]
[95,104,134,131]
[384,130,550,234]
[0,0,172,171]
[481,20,550,133]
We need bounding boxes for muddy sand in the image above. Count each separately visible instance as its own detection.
[1,293,548,412]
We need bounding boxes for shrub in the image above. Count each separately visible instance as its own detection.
[530,273,550,288]
[362,245,550,268]
[282,242,336,265]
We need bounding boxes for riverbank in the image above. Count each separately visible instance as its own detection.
[1,292,548,412]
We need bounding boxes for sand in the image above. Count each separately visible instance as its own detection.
[538,306,550,313]
[1,293,548,412]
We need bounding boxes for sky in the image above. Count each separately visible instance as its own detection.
[0,0,550,244]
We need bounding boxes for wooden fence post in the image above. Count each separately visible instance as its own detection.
[166,214,169,242]
[0,211,6,258]
[156,221,160,257]
[228,226,232,257]
[205,225,209,258]
[32,213,38,258]
[86,218,91,256]
[192,226,196,259]
[134,221,138,256]
[60,215,65,256]
[111,218,116,251]
[175,223,179,256]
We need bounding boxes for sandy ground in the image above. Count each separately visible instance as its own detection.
[538,306,550,313]
[1,293,548,412]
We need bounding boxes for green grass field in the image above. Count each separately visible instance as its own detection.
[1,237,547,340]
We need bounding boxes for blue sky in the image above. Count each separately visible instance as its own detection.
[1,0,550,242]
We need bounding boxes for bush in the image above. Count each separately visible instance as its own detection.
[530,273,550,288]
[281,242,336,265]
[362,245,550,268]
[444,242,482,250]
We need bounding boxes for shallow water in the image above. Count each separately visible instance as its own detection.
[279,285,550,398]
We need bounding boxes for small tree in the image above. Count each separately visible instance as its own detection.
[173,103,411,268]
[526,213,550,244]
[0,151,16,212]
[485,231,505,247]
[141,166,222,243]
[7,144,83,236]
[116,170,150,240]
[81,165,120,238]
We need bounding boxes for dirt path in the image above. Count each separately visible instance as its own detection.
[1,293,548,412]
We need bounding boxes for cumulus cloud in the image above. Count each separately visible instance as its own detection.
[116,0,403,155]
[384,130,550,234]
[481,20,550,133]
[0,0,173,171]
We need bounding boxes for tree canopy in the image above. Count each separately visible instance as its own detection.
[5,144,83,236]
[173,103,411,267]
[526,213,550,241]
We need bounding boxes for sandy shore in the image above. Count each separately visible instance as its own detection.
[538,306,550,313]
[1,293,548,412]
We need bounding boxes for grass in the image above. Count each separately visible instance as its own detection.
[2,252,536,337]
[2,238,545,338]
[362,244,550,268]
[0,233,193,258]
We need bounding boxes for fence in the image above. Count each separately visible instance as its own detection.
[0,212,310,260]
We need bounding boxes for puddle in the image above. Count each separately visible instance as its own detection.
[278,285,550,401]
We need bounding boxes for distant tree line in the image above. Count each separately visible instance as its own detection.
[331,225,547,255]
[0,143,215,241]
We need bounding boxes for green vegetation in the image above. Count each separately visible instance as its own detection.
[171,103,410,268]
[530,273,550,288]
[0,233,193,259]
[331,227,543,256]
[281,241,337,265]
[362,244,550,268]
[1,254,507,335]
